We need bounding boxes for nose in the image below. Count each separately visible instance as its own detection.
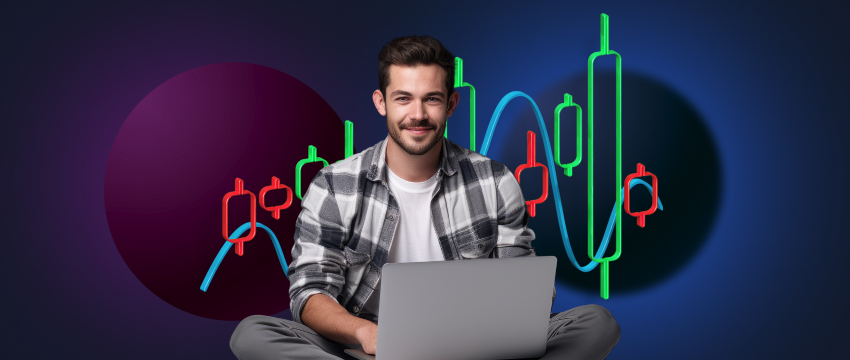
[409,99,427,122]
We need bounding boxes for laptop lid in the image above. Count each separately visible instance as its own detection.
[373,256,557,360]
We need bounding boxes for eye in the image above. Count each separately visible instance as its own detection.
[427,97,440,102]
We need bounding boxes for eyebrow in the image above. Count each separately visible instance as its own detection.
[390,90,445,98]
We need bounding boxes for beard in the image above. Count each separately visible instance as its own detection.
[387,117,446,156]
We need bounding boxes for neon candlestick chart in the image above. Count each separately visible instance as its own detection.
[201,13,664,299]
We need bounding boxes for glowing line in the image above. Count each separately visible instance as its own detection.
[336,120,354,163]
[200,222,289,292]
[480,91,662,273]
[447,57,477,151]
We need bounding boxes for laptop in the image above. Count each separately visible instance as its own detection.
[344,256,557,360]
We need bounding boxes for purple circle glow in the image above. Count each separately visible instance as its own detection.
[105,63,346,320]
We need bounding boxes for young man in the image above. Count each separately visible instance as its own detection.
[230,35,620,360]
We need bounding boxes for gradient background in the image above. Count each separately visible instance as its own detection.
[3,0,848,359]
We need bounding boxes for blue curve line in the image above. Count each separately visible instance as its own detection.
[480,91,663,272]
[200,222,290,292]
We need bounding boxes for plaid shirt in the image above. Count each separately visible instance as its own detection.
[288,136,553,324]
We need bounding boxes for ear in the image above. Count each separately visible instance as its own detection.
[446,89,460,117]
[373,90,387,116]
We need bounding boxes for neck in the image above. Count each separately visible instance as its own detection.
[385,136,442,182]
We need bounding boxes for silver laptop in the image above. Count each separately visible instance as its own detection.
[344,256,557,360]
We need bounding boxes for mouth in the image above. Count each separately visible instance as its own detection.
[404,127,433,136]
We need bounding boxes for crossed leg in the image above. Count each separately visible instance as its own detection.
[230,304,619,360]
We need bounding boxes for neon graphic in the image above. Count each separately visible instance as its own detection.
[445,57,477,151]
[587,13,623,299]
[481,92,661,300]
[336,120,354,163]
[344,120,354,159]
[295,145,330,200]
[200,221,289,292]
[200,14,666,299]
[624,163,658,228]
[259,176,293,220]
[554,94,583,177]
[222,178,257,256]
[514,131,549,217]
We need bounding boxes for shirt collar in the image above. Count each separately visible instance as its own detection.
[366,135,459,183]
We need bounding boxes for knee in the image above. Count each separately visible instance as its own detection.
[230,315,264,358]
[582,304,620,346]
[230,315,290,359]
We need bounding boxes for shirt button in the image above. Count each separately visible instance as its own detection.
[387,214,395,221]
[353,306,360,312]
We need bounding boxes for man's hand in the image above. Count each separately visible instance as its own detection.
[354,322,379,354]
[301,294,379,351]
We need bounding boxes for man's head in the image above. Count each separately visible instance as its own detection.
[373,35,460,156]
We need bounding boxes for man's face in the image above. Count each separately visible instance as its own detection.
[374,63,458,156]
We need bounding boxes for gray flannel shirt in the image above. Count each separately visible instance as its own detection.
[288,136,554,324]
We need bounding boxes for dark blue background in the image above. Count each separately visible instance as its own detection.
[3,0,848,358]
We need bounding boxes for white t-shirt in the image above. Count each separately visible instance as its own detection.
[362,166,444,317]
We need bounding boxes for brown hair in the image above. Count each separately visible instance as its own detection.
[378,35,456,99]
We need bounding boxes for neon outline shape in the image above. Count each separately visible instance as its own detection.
[336,120,354,163]
[587,13,623,300]
[259,176,293,220]
[222,178,256,256]
[200,222,289,292]
[554,93,583,176]
[624,163,658,228]
[446,57,477,151]
[514,131,549,217]
[344,120,354,159]
[295,145,329,200]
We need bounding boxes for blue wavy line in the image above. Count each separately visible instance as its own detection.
[480,91,663,272]
[200,222,289,292]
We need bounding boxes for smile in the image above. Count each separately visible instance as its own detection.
[405,128,432,136]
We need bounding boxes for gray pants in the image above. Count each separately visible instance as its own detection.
[230,304,620,360]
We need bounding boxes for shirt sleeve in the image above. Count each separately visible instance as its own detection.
[493,165,537,258]
[288,169,347,324]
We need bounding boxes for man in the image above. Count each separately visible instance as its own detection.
[230,35,620,360]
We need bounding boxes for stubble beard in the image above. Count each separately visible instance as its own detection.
[387,116,446,156]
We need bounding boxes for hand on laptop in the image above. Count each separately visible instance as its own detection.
[354,322,378,354]
[301,294,380,354]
